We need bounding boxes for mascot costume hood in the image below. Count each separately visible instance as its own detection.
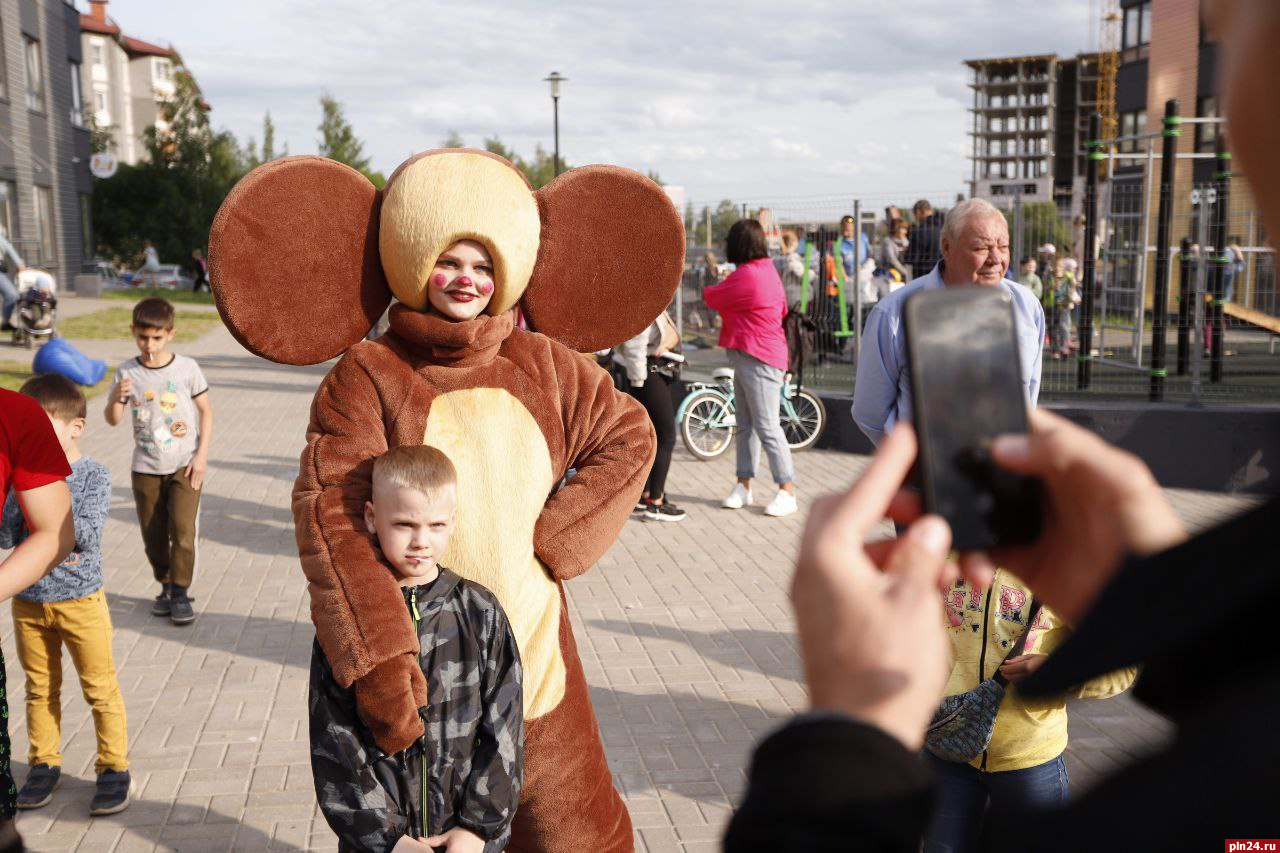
[209,149,684,851]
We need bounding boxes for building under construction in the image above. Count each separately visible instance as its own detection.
[964,53,1100,215]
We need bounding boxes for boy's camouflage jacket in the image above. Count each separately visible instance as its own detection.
[309,569,523,852]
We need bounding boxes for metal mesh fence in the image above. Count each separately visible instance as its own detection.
[676,179,1279,406]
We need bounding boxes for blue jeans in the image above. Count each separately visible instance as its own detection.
[923,752,1068,853]
[0,272,16,324]
[726,348,795,485]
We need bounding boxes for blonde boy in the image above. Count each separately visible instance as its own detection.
[309,445,523,853]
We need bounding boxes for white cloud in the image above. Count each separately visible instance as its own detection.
[770,138,817,159]
[102,0,1094,202]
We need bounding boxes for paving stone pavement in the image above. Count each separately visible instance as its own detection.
[0,318,1263,852]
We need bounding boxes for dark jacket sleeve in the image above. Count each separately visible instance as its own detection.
[309,642,412,852]
[458,605,524,840]
[725,718,934,853]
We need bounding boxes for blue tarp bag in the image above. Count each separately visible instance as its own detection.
[32,337,107,386]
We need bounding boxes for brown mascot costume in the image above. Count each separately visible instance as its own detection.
[208,149,684,851]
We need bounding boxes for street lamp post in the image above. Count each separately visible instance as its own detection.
[543,71,567,177]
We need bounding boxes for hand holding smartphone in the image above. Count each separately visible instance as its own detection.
[903,286,1042,551]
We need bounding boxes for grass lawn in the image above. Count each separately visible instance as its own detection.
[58,307,222,342]
[0,360,113,397]
[102,288,215,306]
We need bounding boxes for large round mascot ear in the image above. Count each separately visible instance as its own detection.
[523,166,685,353]
[209,156,391,366]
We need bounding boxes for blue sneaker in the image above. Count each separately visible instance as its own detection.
[17,763,61,809]
[90,769,131,815]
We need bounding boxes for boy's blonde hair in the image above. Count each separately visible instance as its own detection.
[372,445,457,498]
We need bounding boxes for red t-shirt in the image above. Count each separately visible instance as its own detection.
[0,388,71,496]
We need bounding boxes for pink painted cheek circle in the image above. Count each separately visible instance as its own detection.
[476,279,495,296]
[431,273,449,288]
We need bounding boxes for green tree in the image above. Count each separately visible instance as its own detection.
[482,135,516,160]
[645,169,664,186]
[261,111,279,162]
[478,135,567,189]
[442,129,466,148]
[711,199,740,246]
[687,200,739,249]
[86,109,113,156]
[318,92,385,187]
[1002,201,1072,260]
[243,111,288,170]
[92,56,250,271]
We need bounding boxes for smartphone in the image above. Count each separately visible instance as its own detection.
[903,286,1042,550]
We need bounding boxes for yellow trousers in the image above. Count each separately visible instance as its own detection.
[12,590,129,773]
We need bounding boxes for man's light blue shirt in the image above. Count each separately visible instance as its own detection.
[851,263,1046,446]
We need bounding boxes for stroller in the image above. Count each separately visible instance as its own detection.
[11,269,57,348]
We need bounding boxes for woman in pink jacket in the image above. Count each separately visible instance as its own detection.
[703,219,797,517]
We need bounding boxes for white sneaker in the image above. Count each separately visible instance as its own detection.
[721,483,753,509]
[764,490,798,517]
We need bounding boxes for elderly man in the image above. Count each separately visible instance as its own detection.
[851,198,1045,445]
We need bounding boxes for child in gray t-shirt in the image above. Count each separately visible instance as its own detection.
[103,297,213,626]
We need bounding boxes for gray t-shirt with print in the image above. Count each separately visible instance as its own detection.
[116,353,208,474]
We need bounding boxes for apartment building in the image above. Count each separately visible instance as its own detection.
[1116,0,1271,310]
[964,53,1100,215]
[79,0,175,165]
[0,0,93,283]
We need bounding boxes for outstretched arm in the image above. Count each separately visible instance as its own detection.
[533,349,655,580]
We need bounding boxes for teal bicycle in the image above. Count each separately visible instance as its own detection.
[677,367,827,460]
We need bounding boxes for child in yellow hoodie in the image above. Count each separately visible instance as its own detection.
[924,569,1136,852]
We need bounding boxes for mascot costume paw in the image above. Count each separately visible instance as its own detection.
[208,149,683,852]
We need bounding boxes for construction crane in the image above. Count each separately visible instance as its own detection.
[1097,0,1121,147]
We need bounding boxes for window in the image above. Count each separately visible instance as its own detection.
[1123,2,1152,60]
[33,186,55,265]
[24,38,43,111]
[1119,109,1147,152]
[69,61,84,127]
[91,40,104,66]
[152,58,172,82]
[0,182,16,241]
[1195,96,1220,154]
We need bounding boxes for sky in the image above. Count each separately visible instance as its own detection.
[100,0,1097,206]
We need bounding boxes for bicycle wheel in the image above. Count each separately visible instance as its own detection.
[780,389,826,451]
[680,391,735,460]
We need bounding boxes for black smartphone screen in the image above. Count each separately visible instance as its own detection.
[903,286,1042,550]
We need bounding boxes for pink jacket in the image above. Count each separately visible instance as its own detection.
[703,257,790,372]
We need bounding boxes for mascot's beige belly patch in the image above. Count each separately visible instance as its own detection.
[423,387,565,719]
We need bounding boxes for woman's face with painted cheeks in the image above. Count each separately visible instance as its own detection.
[425,239,496,321]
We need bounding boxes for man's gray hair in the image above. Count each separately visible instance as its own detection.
[941,198,1007,244]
